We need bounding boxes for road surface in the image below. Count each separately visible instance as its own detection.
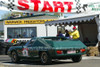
[0,55,100,67]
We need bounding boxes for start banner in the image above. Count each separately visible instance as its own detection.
[0,0,100,13]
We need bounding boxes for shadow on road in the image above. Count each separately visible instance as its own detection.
[2,60,76,65]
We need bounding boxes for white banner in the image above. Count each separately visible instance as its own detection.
[0,0,100,13]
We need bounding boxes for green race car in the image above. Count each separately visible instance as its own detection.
[8,37,87,64]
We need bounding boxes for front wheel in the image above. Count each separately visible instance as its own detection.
[40,52,52,64]
[11,51,20,63]
[72,55,82,62]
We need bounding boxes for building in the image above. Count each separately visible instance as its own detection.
[0,20,4,42]
[3,14,61,42]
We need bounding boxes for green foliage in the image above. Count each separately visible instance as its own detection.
[1,12,11,19]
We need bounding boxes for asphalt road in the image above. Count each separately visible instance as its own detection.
[0,55,100,67]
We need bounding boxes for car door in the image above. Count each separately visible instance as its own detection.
[17,42,27,57]
[27,41,39,58]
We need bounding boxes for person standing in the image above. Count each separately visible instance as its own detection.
[23,32,27,38]
[57,31,64,37]
[31,31,34,37]
[14,32,18,38]
[65,30,70,39]
[70,26,80,39]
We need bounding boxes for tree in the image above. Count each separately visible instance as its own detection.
[0,11,11,19]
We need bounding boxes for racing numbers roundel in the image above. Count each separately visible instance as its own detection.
[22,48,29,56]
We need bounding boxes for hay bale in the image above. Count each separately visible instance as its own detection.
[86,46,99,56]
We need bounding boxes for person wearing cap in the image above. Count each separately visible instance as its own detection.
[70,26,80,39]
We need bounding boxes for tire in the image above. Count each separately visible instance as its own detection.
[40,52,52,64]
[72,55,82,62]
[11,51,20,63]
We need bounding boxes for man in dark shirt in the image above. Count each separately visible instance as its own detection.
[65,30,70,39]
[57,31,64,37]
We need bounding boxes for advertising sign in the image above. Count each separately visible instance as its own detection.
[88,3,100,11]
[5,19,55,25]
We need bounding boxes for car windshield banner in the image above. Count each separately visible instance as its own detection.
[0,0,100,13]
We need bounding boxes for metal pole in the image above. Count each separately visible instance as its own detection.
[45,25,48,36]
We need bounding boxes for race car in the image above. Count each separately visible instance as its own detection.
[8,37,87,64]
